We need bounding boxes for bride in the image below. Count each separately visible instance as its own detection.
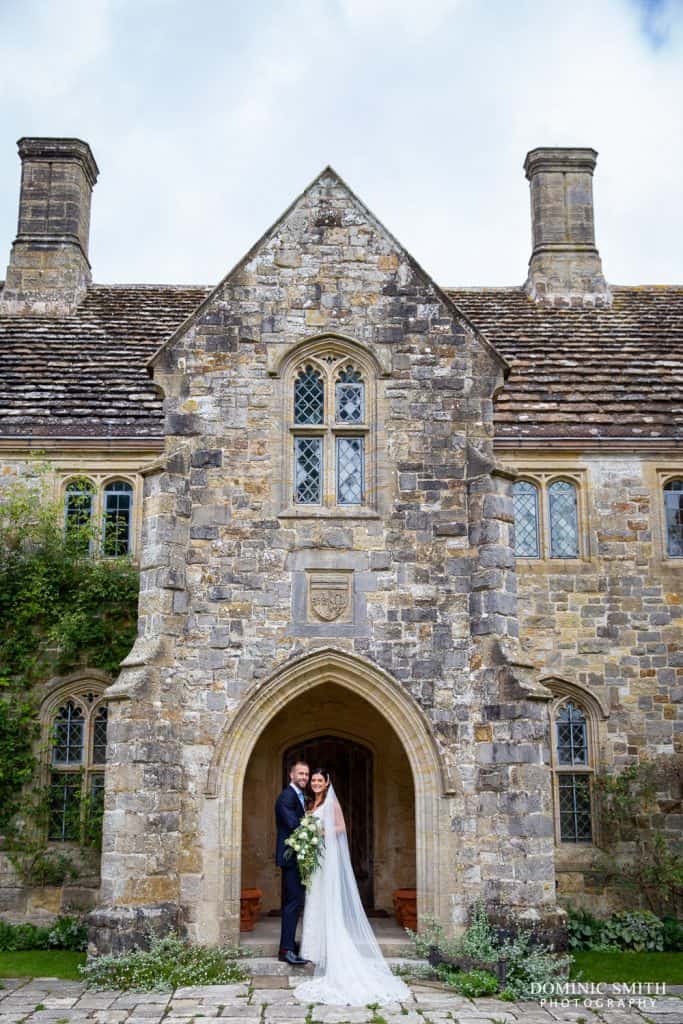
[293,769,410,1006]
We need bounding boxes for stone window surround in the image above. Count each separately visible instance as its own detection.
[60,471,140,556]
[512,470,588,562]
[39,670,111,844]
[270,334,386,519]
[657,469,683,564]
[543,676,608,849]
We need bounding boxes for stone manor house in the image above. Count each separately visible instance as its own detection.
[0,137,681,951]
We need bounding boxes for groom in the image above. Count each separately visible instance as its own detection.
[275,759,310,966]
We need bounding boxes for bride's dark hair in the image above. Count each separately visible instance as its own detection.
[310,768,332,805]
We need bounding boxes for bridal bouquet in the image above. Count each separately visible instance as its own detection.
[284,815,325,888]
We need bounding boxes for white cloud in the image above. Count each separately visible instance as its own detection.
[0,0,112,101]
[0,0,682,285]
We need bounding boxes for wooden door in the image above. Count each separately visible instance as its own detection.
[283,736,374,908]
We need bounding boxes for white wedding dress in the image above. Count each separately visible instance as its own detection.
[293,784,410,1006]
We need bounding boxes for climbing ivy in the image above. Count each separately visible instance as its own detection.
[594,758,683,916]
[0,470,139,842]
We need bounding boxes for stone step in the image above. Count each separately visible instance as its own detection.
[245,956,427,979]
[242,939,418,958]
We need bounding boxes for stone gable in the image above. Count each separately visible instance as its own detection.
[96,169,562,950]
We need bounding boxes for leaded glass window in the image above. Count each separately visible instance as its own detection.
[335,366,364,424]
[548,480,579,558]
[294,365,324,424]
[88,773,105,826]
[664,479,683,557]
[336,437,364,504]
[103,481,133,557]
[47,697,108,843]
[552,695,594,845]
[513,481,540,558]
[65,479,94,552]
[52,703,85,765]
[295,437,323,504]
[558,774,592,842]
[288,352,372,510]
[556,702,588,766]
[49,773,81,841]
[92,706,108,765]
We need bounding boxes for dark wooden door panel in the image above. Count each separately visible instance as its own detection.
[283,736,374,908]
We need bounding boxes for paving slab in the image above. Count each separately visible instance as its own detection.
[0,976,679,1024]
[218,1015,262,1022]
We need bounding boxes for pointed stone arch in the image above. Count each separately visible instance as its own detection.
[199,648,452,945]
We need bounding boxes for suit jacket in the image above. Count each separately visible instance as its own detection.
[275,785,305,868]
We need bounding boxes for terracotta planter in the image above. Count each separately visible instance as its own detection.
[392,887,417,931]
[240,887,262,932]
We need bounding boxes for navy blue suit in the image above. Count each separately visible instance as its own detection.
[275,784,306,952]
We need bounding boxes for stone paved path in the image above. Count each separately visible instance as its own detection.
[0,977,681,1024]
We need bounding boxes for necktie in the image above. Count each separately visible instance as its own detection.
[297,789,304,808]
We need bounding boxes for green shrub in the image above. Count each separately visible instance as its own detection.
[662,916,683,952]
[600,910,664,952]
[567,906,603,951]
[404,914,445,958]
[0,920,51,951]
[456,901,498,962]
[567,906,667,952]
[407,900,572,1000]
[0,916,87,952]
[499,929,572,1000]
[79,933,249,991]
[47,916,88,952]
[438,966,498,997]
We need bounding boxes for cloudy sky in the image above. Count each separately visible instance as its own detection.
[0,0,680,287]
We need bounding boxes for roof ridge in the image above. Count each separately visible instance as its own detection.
[90,282,212,291]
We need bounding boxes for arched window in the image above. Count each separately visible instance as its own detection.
[48,695,108,842]
[294,365,324,424]
[664,479,683,557]
[552,699,594,843]
[290,354,368,508]
[513,480,540,557]
[548,480,579,558]
[103,481,133,557]
[64,479,95,553]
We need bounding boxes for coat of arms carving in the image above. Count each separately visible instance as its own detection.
[308,572,352,623]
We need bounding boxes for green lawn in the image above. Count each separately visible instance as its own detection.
[0,951,86,980]
[571,951,683,984]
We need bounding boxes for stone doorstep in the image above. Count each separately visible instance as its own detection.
[244,955,425,976]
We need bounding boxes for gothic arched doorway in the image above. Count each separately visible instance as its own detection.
[202,649,449,946]
[283,735,374,907]
[240,681,415,918]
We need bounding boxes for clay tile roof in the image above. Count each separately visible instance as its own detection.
[1,283,681,443]
[0,285,210,438]
[447,286,683,442]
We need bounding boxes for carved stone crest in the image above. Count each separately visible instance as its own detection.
[308,572,352,623]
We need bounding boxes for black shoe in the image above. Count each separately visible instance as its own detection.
[278,949,308,966]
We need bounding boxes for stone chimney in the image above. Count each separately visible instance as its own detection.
[0,137,99,315]
[523,147,611,307]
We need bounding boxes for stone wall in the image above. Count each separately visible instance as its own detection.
[97,169,562,950]
[507,451,683,908]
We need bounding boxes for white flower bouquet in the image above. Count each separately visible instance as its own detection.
[283,814,325,888]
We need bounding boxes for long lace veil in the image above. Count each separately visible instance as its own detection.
[314,783,388,976]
